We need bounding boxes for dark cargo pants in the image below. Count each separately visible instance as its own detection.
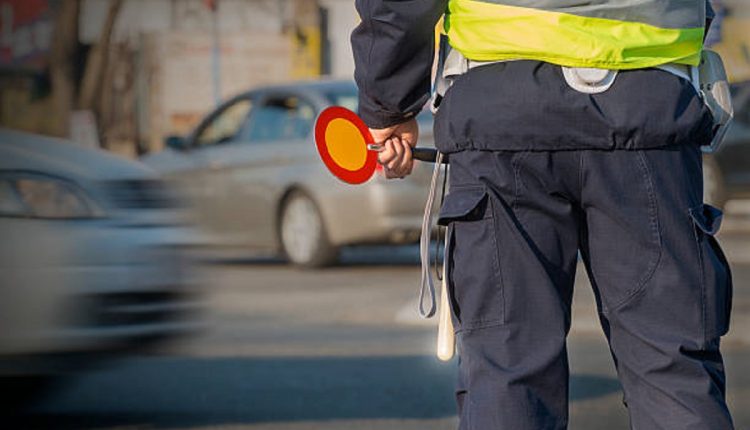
[438,144,734,429]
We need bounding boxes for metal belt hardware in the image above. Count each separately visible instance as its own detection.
[696,49,734,153]
[561,67,618,94]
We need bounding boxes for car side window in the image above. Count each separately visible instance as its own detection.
[195,98,253,148]
[243,96,315,143]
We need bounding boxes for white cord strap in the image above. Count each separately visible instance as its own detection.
[419,151,445,318]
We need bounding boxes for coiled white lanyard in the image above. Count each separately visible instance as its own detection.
[418,151,447,318]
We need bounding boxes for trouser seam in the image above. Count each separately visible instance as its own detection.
[609,150,663,311]
[511,151,530,211]
[578,150,586,198]
[689,210,709,346]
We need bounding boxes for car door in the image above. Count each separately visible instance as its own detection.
[198,91,319,249]
[183,96,255,242]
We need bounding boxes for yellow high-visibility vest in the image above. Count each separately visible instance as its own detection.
[445,0,706,70]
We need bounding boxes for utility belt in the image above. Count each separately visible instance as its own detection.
[431,42,734,153]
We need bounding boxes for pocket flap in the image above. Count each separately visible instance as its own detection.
[689,204,724,235]
[438,187,489,226]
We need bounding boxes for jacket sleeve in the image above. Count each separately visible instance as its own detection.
[351,0,447,129]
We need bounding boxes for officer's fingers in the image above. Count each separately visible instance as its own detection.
[396,140,413,175]
[384,168,400,179]
[382,145,403,179]
[382,161,400,179]
[387,139,411,177]
[397,157,414,178]
[377,139,397,165]
[386,138,405,170]
[385,139,402,167]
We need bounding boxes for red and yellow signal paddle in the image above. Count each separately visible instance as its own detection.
[314,106,443,185]
[314,106,455,361]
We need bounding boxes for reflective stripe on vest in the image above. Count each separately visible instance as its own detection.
[445,0,706,70]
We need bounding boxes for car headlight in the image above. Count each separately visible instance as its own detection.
[0,173,104,219]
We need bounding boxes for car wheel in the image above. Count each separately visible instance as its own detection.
[280,191,337,268]
[703,154,727,210]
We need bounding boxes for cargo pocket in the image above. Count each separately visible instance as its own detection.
[438,186,504,331]
[689,203,733,340]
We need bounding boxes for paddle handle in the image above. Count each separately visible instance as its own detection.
[367,145,448,164]
[413,147,449,164]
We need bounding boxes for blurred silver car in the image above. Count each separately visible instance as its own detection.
[143,80,436,267]
[0,129,200,406]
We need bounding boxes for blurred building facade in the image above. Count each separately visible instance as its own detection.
[4,0,746,157]
[0,0,358,155]
[710,0,750,84]
[0,0,57,136]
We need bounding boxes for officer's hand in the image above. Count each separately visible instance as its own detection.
[369,118,419,179]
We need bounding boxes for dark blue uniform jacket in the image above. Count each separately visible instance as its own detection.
[351,0,717,152]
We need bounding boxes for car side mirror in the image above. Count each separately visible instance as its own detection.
[165,135,189,151]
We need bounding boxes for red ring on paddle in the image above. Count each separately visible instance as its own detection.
[315,106,378,185]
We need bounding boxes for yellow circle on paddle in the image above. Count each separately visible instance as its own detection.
[325,118,368,171]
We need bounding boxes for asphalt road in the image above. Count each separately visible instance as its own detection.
[8,202,750,429]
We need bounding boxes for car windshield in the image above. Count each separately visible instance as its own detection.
[325,87,434,126]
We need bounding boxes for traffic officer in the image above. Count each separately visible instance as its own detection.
[351,0,735,429]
